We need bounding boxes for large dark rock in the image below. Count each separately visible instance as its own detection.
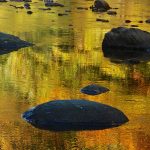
[81,84,109,95]
[22,99,129,131]
[0,32,33,54]
[91,0,111,12]
[102,27,150,63]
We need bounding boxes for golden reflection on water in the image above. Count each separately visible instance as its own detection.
[0,0,150,149]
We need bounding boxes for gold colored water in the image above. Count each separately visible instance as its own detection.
[0,0,150,149]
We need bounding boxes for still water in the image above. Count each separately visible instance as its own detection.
[0,0,150,149]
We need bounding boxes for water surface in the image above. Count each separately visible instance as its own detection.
[0,0,150,149]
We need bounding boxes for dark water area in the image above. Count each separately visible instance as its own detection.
[0,0,150,149]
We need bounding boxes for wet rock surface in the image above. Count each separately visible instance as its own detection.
[22,99,129,131]
[45,2,64,7]
[102,27,150,63]
[102,27,150,50]
[91,0,111,12]
[0,32,33,55]
[81,84,109,95]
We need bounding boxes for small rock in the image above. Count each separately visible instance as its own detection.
[107,10,117,15]
[38,8,51,10]
[125,20,131,23]
[27,10,33,14]
[77,7,88,10]
[81,84,109,95]
[91,0,111,12]
[24,3,31,9]
[131,25,139,27]
[138,21,143,23]
[58,13,68,16]
[145,19,150,23]
[45,2,64,7]
[96,18,109,22]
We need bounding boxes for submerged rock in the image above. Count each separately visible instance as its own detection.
[81,84,109,95]
[91,0,111,12]
[0,32,33,54]
[102,27,150,63]
[22,99,129,131]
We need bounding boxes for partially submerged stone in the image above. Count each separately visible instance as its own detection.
[102,27,150,63]
[45,2,64,7]
[81,84,109,95]
[91,0,111,12]
[22,99,129,131]
[96,18,109,22]
[102,27,150,50]
[0,32,33,55]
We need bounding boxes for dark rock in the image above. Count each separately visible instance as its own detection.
[24,3,31,9]
[107,10,117,15]
[27,10,33,14]
[145,19,150,23]
[22,99,129,131]
[130,25,139,27]
[138,21,143,23]
[58,13,68,16]
[77,7,88,10]
[45,2,64,7]
[102,27,150,63]
[125,20,131,23]
[81,84,109,95]
[38,8,51,10]
[96,18,109,22]
[91,0,111,12]
[0,32,33,55]
[102,27,150,50]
